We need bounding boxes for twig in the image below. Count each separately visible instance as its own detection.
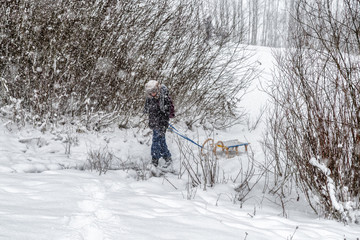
[163,176,178,190]
[288,226,299,240]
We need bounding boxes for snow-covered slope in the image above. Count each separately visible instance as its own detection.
[0,46,359,240]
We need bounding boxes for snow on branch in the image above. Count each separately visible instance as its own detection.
[309,157,360,224]
[309,157,344,214]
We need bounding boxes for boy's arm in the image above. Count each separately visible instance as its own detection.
[143,97,149,114]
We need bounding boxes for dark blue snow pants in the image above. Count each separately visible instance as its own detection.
[151,129,171,160]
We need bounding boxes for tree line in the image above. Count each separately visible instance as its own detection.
[204,0,295,47]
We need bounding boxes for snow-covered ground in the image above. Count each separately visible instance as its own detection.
[1,46,359,240]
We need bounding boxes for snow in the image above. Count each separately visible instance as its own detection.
[309,157,359,222]
[309,157,344,212]
[1,46,359,239]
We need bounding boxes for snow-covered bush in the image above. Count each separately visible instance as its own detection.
[86,145,113,175]
[0,0,255,130]
[264,0,360,223]
[175,135,219,189]
[176,134,261,196]
[63,130,79,155]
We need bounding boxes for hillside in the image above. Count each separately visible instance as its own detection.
[0,46,359,240]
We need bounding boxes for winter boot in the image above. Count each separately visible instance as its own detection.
[152,158,159,167]
[163,157,172,168]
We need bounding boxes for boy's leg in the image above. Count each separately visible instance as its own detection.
[151,130,162,166]
[159,129,171,163]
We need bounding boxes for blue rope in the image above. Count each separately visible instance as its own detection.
[168,124,203,148]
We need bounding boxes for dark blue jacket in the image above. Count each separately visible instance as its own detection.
[144,85,174,130]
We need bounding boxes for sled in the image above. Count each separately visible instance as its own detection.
[201,138,249,158]
[168,124,249,158]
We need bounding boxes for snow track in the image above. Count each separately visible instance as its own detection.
[0,170,359,240]
[67,180,108,240]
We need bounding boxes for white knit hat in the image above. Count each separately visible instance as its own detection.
[145,80,159,94]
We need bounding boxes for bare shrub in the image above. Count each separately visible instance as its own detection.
[177,138,203,188]
[86,146,113,175]
[175,132,219,189]
[265,0,360,223]
[233,147,265,207]
[63,130,79,156]
[127,159,154,181]
[184,181,198,200]
[1,0,255,130]
[112,156,160,181]
[175,130,262,199]
[200,139,220,189]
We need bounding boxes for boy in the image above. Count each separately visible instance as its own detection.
[144,80,174,168]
